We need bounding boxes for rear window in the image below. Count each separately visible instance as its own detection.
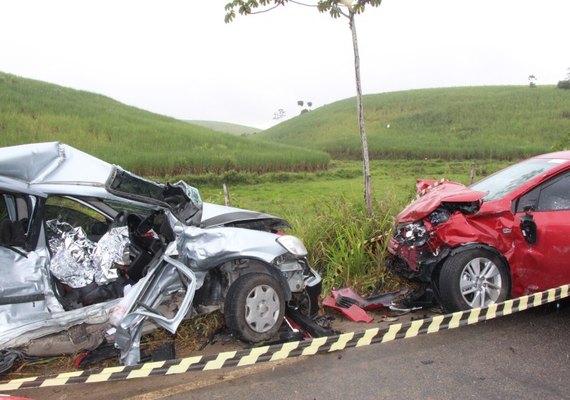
[470,158,566,201]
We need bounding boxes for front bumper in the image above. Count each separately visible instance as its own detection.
[387,236,449,282]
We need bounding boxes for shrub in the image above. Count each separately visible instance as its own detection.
[558,80,570,89]
[290,196,403,295]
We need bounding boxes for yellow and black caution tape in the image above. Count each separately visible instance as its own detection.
[1,284,568,391]
[416,178,447,199]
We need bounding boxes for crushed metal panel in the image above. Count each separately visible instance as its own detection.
[113,242,197,365]
[201,203,290,229]
[397,181,486,223]
[0,142,112,186]
[176,225,286,270]
[0,299,120,351]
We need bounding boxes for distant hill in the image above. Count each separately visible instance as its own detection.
[187,120,260,136]
[257,86,570,160]
[0,72,329,175]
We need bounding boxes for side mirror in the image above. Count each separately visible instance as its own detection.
[520,212,537,244]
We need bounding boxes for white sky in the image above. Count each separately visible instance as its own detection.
[1,0,569,129]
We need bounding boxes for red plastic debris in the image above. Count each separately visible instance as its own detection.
[322,295,374,323]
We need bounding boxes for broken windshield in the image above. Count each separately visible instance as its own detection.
[108,168,164,200]
[470,158,565,201]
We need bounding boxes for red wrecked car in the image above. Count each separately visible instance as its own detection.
[388,151,570,312]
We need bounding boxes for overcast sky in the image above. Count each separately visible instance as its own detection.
[2,0,569,129]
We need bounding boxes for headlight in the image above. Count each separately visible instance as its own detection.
[276,235,308,257]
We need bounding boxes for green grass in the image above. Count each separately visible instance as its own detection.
[187,120,261,136]
[0,72,329,175]
[258,86,570,160]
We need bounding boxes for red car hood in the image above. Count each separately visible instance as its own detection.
[397,180,486,223]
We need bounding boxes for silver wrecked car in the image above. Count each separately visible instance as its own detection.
[0,142,321,366]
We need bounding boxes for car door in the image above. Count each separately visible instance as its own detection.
[514,171,570,292]
[0,191,58,341]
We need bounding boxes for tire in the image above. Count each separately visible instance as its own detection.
[224,273,285,343]
[438,248,510,312]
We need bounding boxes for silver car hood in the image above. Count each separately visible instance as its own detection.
[201,203,290,230]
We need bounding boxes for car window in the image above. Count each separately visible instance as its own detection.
[516,171,570,212]
[537,173,570,211]
[0,193,34,247]
[471,158,565,201]
[45,197,107,237]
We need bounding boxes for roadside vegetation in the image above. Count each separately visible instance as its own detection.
[0,72,329,175]
[259,86,570,160]
[186,120,260,136]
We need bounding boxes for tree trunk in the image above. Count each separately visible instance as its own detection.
[349,12,373,215]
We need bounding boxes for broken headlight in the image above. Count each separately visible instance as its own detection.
[396,221,428,247]
[276,235,308,257]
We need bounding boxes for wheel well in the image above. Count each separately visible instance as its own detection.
[220,258,292,302]
[432,243,511,291]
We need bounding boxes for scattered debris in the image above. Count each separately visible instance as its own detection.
[322,295,374,323]
[333,287,409,311]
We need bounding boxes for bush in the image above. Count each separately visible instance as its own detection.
[558,80,570,89]
[290,196,403,295]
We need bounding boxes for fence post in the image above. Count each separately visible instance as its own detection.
[469,161,476,184]
[223,183,231,207]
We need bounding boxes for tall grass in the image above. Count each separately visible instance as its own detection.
[289,196,403,295]
[259,86,570,160]
[0,72,329,174]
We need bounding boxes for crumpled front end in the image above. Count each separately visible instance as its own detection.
[388,180,511,282]
[175,224,320,296]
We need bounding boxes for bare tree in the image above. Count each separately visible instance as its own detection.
[273,108,287,120]
[528,74,537,88]
[225,0,381,215]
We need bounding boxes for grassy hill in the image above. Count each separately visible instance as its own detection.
[257,86,570,160]
[187,120,260,136]
[0,72,329,175]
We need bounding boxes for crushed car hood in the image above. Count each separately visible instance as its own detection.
[201,203,290,230]
[397,180,486,222]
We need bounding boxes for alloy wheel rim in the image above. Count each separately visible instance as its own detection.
[459,257,502,308]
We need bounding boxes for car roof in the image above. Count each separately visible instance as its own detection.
[0,142,113,196]
[0,142,113,186]
[533,150,570,160]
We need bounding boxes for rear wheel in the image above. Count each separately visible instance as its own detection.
[224,273,285,343]
[438,249,510,312]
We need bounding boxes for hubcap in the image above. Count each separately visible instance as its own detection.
[459,257,502,308]
[245,284,280,333]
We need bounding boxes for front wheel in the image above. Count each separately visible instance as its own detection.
[438,249,510,312]
[224,273,285,343]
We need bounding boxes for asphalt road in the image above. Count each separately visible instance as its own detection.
[15,301,570,400]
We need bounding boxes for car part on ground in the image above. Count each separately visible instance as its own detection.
[0,142,322,369]
[388,151,570,312]
[322,295,374,323]
[332,287,409,311]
